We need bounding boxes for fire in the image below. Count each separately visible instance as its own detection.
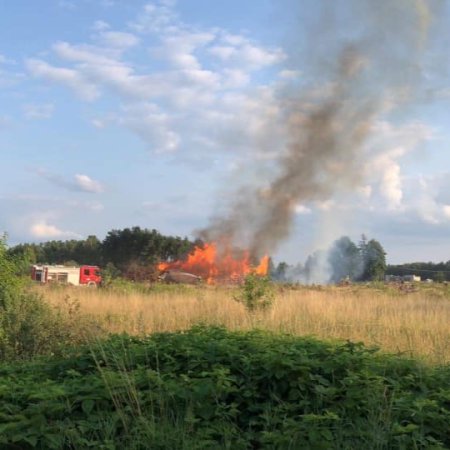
[158,242,269,284]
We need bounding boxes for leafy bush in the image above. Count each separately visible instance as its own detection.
[234,274,274,312]
[0,326,449,449]
[0,238,101,361]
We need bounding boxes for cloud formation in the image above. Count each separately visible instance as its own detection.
[38,170,104,194]
[74,174,104,193]
[25,0,286,155]
[30,220,80,239]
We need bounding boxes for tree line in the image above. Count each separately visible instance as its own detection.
[386,261,450,282]
[8,228,448,283]
[7,227,195,281]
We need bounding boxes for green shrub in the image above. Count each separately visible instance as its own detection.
[0,237,101,361]
[234,274,274,312]
[1,327,449,449]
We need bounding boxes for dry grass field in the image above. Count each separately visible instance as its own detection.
[39,282,450,365]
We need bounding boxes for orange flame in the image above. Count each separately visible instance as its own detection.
[158,242,269,284]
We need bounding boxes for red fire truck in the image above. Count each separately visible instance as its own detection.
[31,265,102,287]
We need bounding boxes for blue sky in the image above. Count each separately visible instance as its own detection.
[1,0,450,265]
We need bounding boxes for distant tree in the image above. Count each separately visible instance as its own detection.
[101,227,193,274]
[361,239,386,281]
[387,261,450,282]
[273,261,289,281]
[328,236,362,282]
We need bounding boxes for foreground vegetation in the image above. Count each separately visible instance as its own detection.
[40,281,450,365]
[1,326,450,449]
[2,240,450,448]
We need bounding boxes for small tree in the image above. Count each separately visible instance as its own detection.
[361,239,387,281]
[100,262,121,287]
[234,273,274,312]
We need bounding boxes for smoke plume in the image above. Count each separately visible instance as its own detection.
[200,0,442,260]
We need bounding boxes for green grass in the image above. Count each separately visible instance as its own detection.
[1,326,449,449]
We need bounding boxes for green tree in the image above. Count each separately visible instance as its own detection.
[233,274,274,312]
[101,227,193,272]
[361,238,386,281]
[0,236,66,360]
[0,235,22,309]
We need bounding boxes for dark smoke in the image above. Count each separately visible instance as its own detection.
[200,0,443,260]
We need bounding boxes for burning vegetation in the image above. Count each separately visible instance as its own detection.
[158,242,269,284]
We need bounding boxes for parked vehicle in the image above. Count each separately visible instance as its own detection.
[31,264,102,286]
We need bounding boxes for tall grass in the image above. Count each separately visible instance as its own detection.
[39,283,450,365]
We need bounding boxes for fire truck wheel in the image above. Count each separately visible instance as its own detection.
[87,281,97,288]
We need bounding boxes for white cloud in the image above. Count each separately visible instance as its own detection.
[404,172,450,225]
[209,33,286,70]
[26,2,283,102]
[26,58,99,101]
[129,1,178,33]
[53,41,115,65]
[92,20,110,32]
[222,69,250,88]
[37,169,105,193]
[118,102,180,153]
[74,174,104,193]
[24,1,287,163]
[374,154,403,210]
[97,31,140,49]
[19,4,288,160]
[160,31,215,70]
[30,220,80,239]
[23,103,54,120]
[361,120,434,211]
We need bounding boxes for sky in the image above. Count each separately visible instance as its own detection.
[1,0,450,265]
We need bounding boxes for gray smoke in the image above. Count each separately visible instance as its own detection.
[200,0,442,260]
